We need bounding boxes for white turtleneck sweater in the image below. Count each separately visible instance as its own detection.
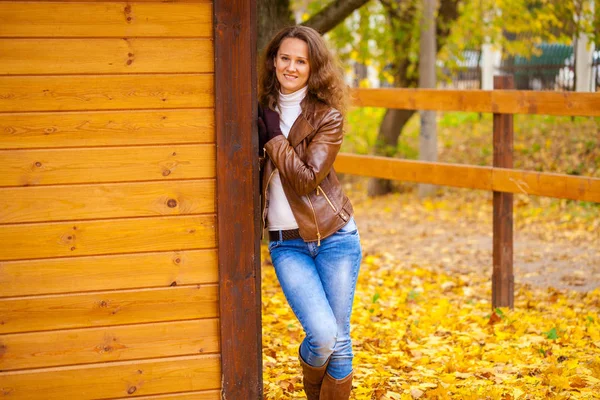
[267,85,308,231]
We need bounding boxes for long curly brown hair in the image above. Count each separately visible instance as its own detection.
[258,25,348,115]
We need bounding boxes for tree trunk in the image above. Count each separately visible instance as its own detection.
[257,0,292,54]
[367,108,415,196]
[368,0,459,197]
[418,0,438,198]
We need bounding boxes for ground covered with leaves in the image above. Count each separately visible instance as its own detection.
[262,185,600,399]
[262,114,599,399]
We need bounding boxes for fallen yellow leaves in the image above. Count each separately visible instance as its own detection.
[262,184,599,399]
[262,248,600,398]
[263,250,600,400]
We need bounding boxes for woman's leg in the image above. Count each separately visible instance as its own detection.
[269,238,338,367]
[314,218,362,380]
[270,238,340,399]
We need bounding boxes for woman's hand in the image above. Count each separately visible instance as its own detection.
[262,107,283,141]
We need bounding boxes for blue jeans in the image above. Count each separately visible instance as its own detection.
[268,217,362,379]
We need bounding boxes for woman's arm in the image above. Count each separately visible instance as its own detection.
[264,108,343,196]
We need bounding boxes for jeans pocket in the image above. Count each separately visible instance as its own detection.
[336,217,358,235]
[268,240,281,251]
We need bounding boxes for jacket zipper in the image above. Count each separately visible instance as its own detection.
[306,195,321,246]
[316,185,337,213]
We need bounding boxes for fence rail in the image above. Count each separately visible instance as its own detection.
[334,154,600,203]
[351,88,600,117]
[340,79,599,308]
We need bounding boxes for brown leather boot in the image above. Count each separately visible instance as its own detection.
[299,354,329,400]
[320,372,353,400]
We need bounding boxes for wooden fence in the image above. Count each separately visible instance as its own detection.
[335,77,600,308]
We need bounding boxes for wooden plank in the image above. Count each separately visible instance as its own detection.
[351,88,600,117]
[0,2,212,38]
[334,153,492,190]
[0,319,219,371]
[492,90,600,117]
[0,249,218,298]
[493,169,600,203]
[335,153,600,202]
[0,354,221,399]
[214,0,262,399]
[0,109,214,150]
[352,88,492,113]
[0,179,216,223]
[492,76,514,309]
[0,144,215,187]
[0,39,213,75]
[0,285,218,334]
[112,391,220,400]
[0,74,214,113]
[0,214,216,261]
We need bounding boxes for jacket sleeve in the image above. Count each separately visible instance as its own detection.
[264,108,343,196]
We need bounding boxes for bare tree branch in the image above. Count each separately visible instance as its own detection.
[302,0,372,34]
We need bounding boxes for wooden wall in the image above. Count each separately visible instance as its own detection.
[0,1,221,398]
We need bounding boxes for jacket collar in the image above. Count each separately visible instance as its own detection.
[287,101,331,147]
[287,113,315,147]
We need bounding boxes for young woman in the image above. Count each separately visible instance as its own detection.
[258,25,362,400]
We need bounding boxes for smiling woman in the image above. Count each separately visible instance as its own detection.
[257,26,359,400]
[259,26,348,114]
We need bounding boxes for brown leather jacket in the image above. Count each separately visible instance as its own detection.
[261,101,354,245]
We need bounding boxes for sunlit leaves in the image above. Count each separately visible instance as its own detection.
[262,173,599,398]
[262,237,599,398]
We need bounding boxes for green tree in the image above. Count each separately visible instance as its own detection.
[440,0,596,62]
[321,0,595,195]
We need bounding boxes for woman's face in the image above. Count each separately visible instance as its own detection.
[274,38,310,94]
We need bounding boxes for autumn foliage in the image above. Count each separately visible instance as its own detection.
[262,190,599,399]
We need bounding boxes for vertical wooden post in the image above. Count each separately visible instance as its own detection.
[492,75,514,309]
[215,0,262,399]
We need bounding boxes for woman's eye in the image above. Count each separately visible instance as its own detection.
[281,56,289,61]
[297,60,305,64]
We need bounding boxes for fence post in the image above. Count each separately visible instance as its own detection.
[492,75,514,309]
